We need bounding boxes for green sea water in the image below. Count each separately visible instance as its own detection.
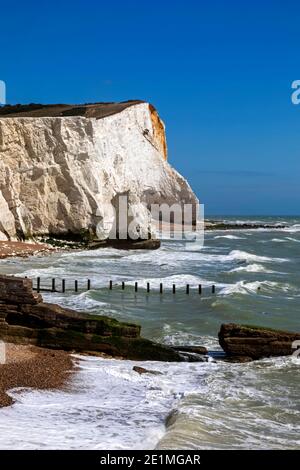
[0,216,299,449]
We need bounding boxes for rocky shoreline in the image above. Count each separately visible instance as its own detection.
[0,275,298,364]
[0,241,57,260]
[0,273,299,410]
[0,219,289,261]
[0,275,182,361]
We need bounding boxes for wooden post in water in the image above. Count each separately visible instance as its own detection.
[212,284,215,294]
[51,278,56,292]
[62,279,65,293]
[87,279,91,291]
[75,280,78,292]
[109,280,113,290]
[198,284,202,295]
[135,281,138,292]
[147,282,150,293]
[37,277,40,293]
[172,284,176,294]
[186,284,190,294]
[122,281,125,290]
[160,283,163,294]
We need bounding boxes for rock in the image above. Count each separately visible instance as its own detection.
[0,275,183,361]
[171,345,208,355]
[223,356,254,363]
[179,352,207,362]
[165,410,179,428]
[88,238,161,250]
[205,222,288,231]
[171,345,208,362]
[133,366,163,375]
[0,275,42,304]
[219,323,300,359]
[0,102,198,242]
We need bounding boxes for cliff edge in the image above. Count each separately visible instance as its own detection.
[0,101,198,241]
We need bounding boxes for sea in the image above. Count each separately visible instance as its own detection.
[0,216,299,450]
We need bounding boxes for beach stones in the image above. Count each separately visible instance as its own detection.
[219,323,300,359]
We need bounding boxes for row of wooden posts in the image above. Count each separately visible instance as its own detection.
[33,277,216,295]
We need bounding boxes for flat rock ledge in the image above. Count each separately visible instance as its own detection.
[219,323,300,360]
[0,275,181,361]
[88,238,161,250]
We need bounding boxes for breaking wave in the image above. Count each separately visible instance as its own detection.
[229,263,276,273]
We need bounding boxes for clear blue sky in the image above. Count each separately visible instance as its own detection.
[1,0,299,215]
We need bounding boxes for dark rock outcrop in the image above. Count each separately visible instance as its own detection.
[0,275,182,361]
[219,323,300,359]
[223,355,254,363]
[88,238,161,250]
[0,275,42,305]
[205,222,288,231]
[171,345,208,355]
[133,366,163,375]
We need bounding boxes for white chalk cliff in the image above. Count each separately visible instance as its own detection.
[0,101,198,241]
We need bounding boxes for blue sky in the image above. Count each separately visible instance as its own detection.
[1,0,299,215]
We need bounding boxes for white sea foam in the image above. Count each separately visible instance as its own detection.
[42,291,108,311]
[283,224,300,233]
[158,357,300,450]
[226,250,287,263]
[214,235,246,240]
[286,237,300,243]
[162,327,220,350]
[219,280,294,296]
[126,274,213,290]
[0,354,297,451]
[0,357,213,450]
[229,263,275,273]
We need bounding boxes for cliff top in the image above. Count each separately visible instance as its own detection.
[0,100,145,119]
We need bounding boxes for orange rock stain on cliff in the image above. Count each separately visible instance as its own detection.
[149,104,168,160]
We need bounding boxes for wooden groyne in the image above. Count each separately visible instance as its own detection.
[31,277,217,295]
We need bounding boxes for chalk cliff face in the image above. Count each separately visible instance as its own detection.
[0,102,198,241]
